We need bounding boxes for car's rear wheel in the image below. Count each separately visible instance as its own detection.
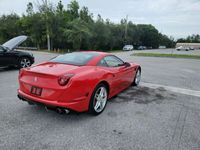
[89,84,108,115]
[132,69,141,86]
[19,57,31,68]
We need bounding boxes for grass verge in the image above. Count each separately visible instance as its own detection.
[133,53,200,59]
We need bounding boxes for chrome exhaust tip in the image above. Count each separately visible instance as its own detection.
[56,108,63,114]
[45,106,49,112]
[63,109,70,114]
[56,108,70,114]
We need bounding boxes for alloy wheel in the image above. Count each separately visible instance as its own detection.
[135,70,141,85]
[20,58,31,68]
[93,86,108,113]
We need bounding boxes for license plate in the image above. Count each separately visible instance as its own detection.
[31,86,42,96]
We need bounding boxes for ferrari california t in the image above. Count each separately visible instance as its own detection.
[0,35,34,68]
[18,51,141,115]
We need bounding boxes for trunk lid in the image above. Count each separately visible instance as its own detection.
[20,62,82,89]
[3,35,28,50]
[28,62,80,76]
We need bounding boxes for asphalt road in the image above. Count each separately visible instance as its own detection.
[115,51,200,91]
[132,48,200,56]
[0,50,200,150]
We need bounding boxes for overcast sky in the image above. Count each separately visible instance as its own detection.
[0,0,199,39]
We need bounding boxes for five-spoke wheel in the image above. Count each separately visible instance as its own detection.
[89,84,108,115]
[133,69,141,86]
[19,57,31,68]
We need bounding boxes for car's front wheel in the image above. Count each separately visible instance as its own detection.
[89,84,108,115]
[19,57,32,68]
[132,69,141,86]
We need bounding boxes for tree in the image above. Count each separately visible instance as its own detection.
[89,15,111,50]
[38,0,55,51]
[0,0,175,51]
[64,19,91,50]
[67,0,79,20]
[26,2,34,16]
[177,34,200,43]
[0,14,20,43]
[80,6,93,23]
[57,0,64,13]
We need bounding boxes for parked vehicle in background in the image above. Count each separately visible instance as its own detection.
[123,45,134,51]
[189,47,194,50]
[176,46,190,51]
[138,46,147,50]
[0,35,34,68]
[159,46,166,49]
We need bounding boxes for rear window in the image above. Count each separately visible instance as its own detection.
[124,45,133,48]
[50,52,99,66]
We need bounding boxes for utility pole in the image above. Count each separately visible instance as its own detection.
[45,0,51,51]
[124,15,128,44]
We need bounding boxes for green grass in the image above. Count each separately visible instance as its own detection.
[133,53,200,59]
[108,50,122,53]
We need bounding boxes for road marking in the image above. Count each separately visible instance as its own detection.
[141,82,200,97]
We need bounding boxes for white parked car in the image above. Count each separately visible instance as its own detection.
[123,45,134,51]
[189,47,194,50]
[138,46,147,50]
[176,46,190,51]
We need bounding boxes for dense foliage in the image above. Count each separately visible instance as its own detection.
[0,0,175,51]
[177,34,200,43]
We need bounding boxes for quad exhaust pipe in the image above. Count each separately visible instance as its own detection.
[45,106,70,114]
[18,94,70,114]
[56,108,70,114]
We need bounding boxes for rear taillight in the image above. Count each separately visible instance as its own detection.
[58,74,74,86]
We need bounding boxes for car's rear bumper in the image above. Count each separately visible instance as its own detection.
[18,89,88,112]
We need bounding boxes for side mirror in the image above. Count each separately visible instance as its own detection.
[124,62,131,67]
[118,62,131,67]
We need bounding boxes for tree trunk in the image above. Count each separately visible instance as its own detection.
[37,43,40,50]
[47,33,50,51]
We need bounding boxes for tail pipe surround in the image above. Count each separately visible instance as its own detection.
[18,94,70,114]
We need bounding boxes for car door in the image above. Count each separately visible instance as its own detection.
[0,46,9,67]
[103,55,132,94]
[0,46,13,67]
[0,46,4,66]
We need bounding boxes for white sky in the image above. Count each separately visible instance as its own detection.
[0,0,200,39]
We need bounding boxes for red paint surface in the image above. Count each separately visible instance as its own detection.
[18,52,140,112]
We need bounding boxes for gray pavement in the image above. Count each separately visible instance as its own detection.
[114,51,200,91]
[0,50,200,150]
[132,48,200,56]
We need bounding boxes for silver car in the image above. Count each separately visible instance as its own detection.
[176,46,190,51]
[123,45,134,51]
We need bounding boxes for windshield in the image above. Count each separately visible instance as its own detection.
[50,52,99,66]
[124,45,132,48]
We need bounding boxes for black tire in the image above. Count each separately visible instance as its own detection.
[132,68,141,86]
[18,57,32,68]
[89,83,108,115]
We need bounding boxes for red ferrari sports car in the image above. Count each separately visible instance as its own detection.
[18,51,141,115]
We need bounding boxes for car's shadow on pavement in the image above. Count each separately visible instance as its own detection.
[109,86,176,104]
[19,85,177,123]
[20,104,93,124]
[0,67,19,73]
